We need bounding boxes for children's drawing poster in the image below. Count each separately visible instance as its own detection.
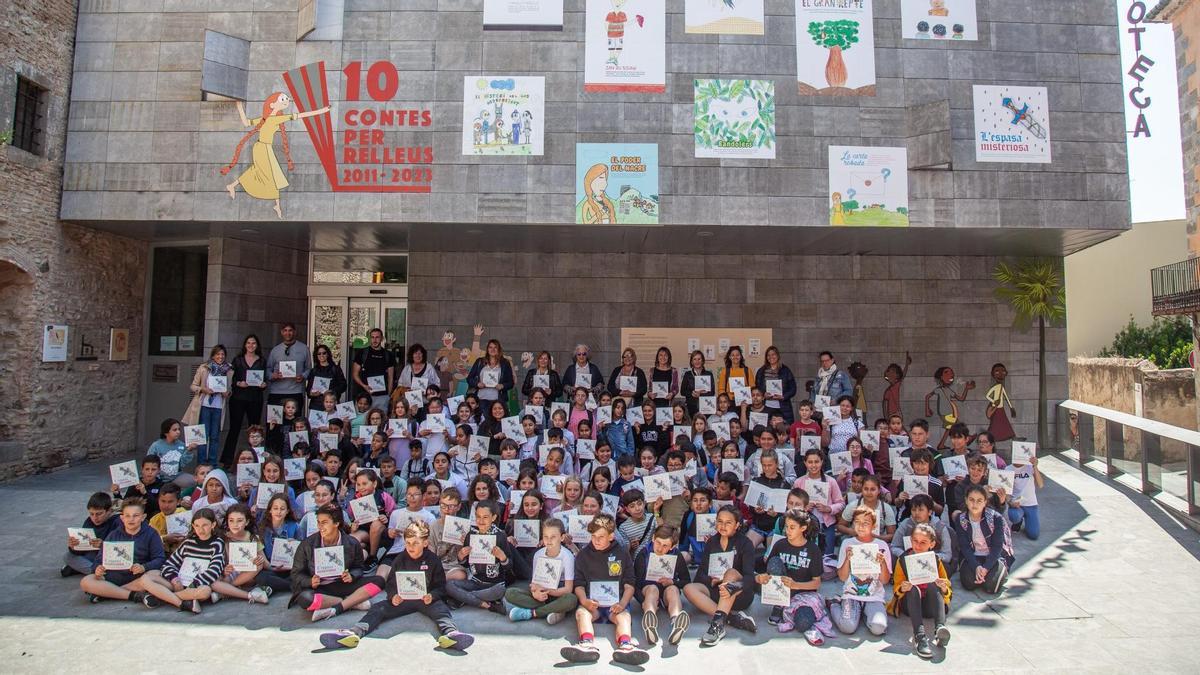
[900,0,977,40]
[584,0,666,93]
[694,79,776,159]
[685,0,764,35]
[972,85,1051,163]
[461,76,544,156]
[794,0,876,96]
[483,0,564,29]
[576,144,659,225]
[828,146,909,227]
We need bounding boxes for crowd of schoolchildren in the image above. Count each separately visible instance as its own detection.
[65,340,1042,665]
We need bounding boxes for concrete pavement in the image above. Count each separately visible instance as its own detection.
[1,454,1198,673]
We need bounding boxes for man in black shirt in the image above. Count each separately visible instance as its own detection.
[352,328,395,412]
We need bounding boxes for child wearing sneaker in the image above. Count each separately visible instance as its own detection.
[319,520,474,652]
[633,524,691,646]
[830,505,892,636]
[504,517,579,623]
[290,504,385,621]
[447,499,513,613]
[682,505,759,646]
[758,509,830,644]
[63,492,119,577]
[211,504,272,605]
[78,497,165,607]
[952,484,1014,594]
[886,522,952,659]
[143,507,223,614]
[561,514,649,665]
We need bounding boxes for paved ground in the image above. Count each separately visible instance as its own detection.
[2,454,1198,674]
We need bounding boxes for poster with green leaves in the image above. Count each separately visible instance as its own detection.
[794,0,876,96]
[694,79,775,159]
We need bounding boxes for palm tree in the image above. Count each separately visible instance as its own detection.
[993,258,1066,449]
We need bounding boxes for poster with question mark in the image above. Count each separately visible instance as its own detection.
[828,145,909,227]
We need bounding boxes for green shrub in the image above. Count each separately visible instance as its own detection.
[1099,316,1194,369]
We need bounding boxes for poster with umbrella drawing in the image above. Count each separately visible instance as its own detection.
[685,0,764,35]
[973,85,1051,163]
[576,143,659,225]
[461,76,544,156]
[828,146,908,227]
[694,79,775,159]
[794,0,875,96]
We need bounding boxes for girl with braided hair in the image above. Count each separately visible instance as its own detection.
[221,93,329,219]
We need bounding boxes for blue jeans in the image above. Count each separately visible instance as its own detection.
[818,521,838,557]
[1007,504,1040,540]
[199,405,223,464]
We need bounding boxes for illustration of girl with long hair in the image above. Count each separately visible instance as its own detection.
[220,92,329,219]
[580,163,616,225]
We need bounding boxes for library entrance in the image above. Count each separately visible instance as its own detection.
[307,252,409,376]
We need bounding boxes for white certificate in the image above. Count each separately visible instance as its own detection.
[590,581,620,607]
[988,468,1016,493]
[270,539,299,569]
[405,390,424,409]
[903,475,930,497]
[411,376,430,393]
[568,513,594,544]
[667,470,688,496]
[539,474,566,497]
[745,482,788,513]
[799,435,822,454]
[314,546,345,577]
[284,457,306,481]
[651,381,670,398]
[550,401,569,419]
[423,415,446,435]
[575,439,596,461]
[469,534,497,564]
[984,453,999,469]
[646,553,676,581]
[308,410,328,428]
[533,373,551,391]
[442,516,471,546]
[625,407,644,425]
[183,424,207,447]
[177,557,206,586]
[255,482,284,509]
[849,544,881,576]
[228,541,259,572]
[467,435,490,462]
[358,425,377,442]
[619,375,637,393]
[822,406,842,422]
[765,379,783,397]
[829,451,854,476]
[395,571,427,600]
[749,411,769,429]
[502,416,526,440]
[68,527,98,551]
[367,375,386,393]
[350,495,380,525]
[710,421,730,442]
[167,511,192,536]
[905,551,939,585]
[499,459,520,482]
[109,460,139,489]
[601,493,620,516]
[643,473,672,502]
[708,551,735,577]
[318,433,339,454]
[807,479,830,506]
[694,375,712,393]
[266,405,284,424]
[575,372,592,388]
[245,370,265,386]
[721,458,745,479]
[860,430,880,453]
[236,462,262,486]
[481,370,500,388]
[514,519,541,547]
[732,387,752,406]
[102,541,134,570]
[206,374,229,393]
[509,489,526,511]
[696,513,717,540]
[531,556,562,588]
[1011,441,1037,466]
[655,407,673,425]
[279,361,297,378]
[311,376,331,394]
[596,406,612,425]
[335,401,357,420]
[890,448,912,476]
[814,395,832,409]
[761,575,791,606]
[728,376,745,391]
[523,405,545,425]
[698,396,717,415]
[388,419,410,439]
[621,478,645,494]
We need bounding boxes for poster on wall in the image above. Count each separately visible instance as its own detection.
[828,146,909,227]
[584,0,666,93]
[109,328,130,361]
[684,0,764,35]
[483,0,564,29]
[694,79,776,159]
[794,0,876,96]
[576,143,659,225]
[972,85,1051,164]
[42,324,69,363]
[462,76,545,156]
[900,0,977,40]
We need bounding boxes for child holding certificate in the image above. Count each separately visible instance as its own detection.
[633,524,691,646]
[145,508,224,614]
[212,504,270,604]
[290,504,385,621]
[319,521,474,652]
[952,485,1014,595]
[78,497,165,607]
[257,493,300,593]
[447,500,512,613]
[504,517,579,623]
[758,510,830,645]
[63,492,119,577]
[886,522,952,659]
[830,505,892,636]
[682,505,759,646]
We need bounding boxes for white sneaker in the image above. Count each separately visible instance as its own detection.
[352,599,371,611]
[311,607,337,622]
[248,588,269,605]
[545,611,564,625]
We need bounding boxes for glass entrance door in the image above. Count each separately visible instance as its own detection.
[310,298,407,380]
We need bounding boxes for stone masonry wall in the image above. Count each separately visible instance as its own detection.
[407,251,1065,445]
[206,235,310,352]
[0,0,149,480]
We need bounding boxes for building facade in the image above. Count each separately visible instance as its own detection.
[1,0,1132,476]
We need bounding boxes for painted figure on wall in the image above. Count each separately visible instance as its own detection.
[579,164,616,224]
[881,351,911,420]
[435,325,485,395]
[848,361,868,417]
[984,362,1017,442]
[924,366,975,449]
[606,0,630,65]
[220,93,329,219]
[830,191,847,225]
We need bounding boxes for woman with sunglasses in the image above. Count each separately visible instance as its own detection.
[562,344,606,401]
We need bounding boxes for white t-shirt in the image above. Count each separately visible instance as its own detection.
[385,508,437,555]
[531,546,576,588]
[836,537,892,603]
[1012,464,1038,507]
[478,364,502,400]
[840,500,896,536]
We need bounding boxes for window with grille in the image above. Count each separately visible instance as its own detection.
[12,76,47,155]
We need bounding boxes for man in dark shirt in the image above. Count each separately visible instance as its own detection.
[352,328,395,412]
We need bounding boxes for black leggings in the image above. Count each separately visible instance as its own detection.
[708,583,755,613]
[221,396,263,466]
[255,569,291,593]
[359,598,457,636]
[291,575,384,608]
[959,556,1008,594]
[901,587,946,633]
[510,546,535,581]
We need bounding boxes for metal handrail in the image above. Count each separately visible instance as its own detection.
[1151,257,1200,316]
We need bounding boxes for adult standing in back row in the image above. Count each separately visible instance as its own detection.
[353,328,396,412]
[812,351,851,402]
[266,322,311,414]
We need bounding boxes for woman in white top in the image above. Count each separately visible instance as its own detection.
[823,395,865,455]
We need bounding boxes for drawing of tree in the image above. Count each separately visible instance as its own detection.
[807,19,860,88]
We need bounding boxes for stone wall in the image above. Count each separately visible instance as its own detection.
[408,251,1066,445]
[0,0,150,480]
[206,235,310,351]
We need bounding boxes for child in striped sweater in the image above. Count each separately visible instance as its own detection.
[143,508,224,613]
